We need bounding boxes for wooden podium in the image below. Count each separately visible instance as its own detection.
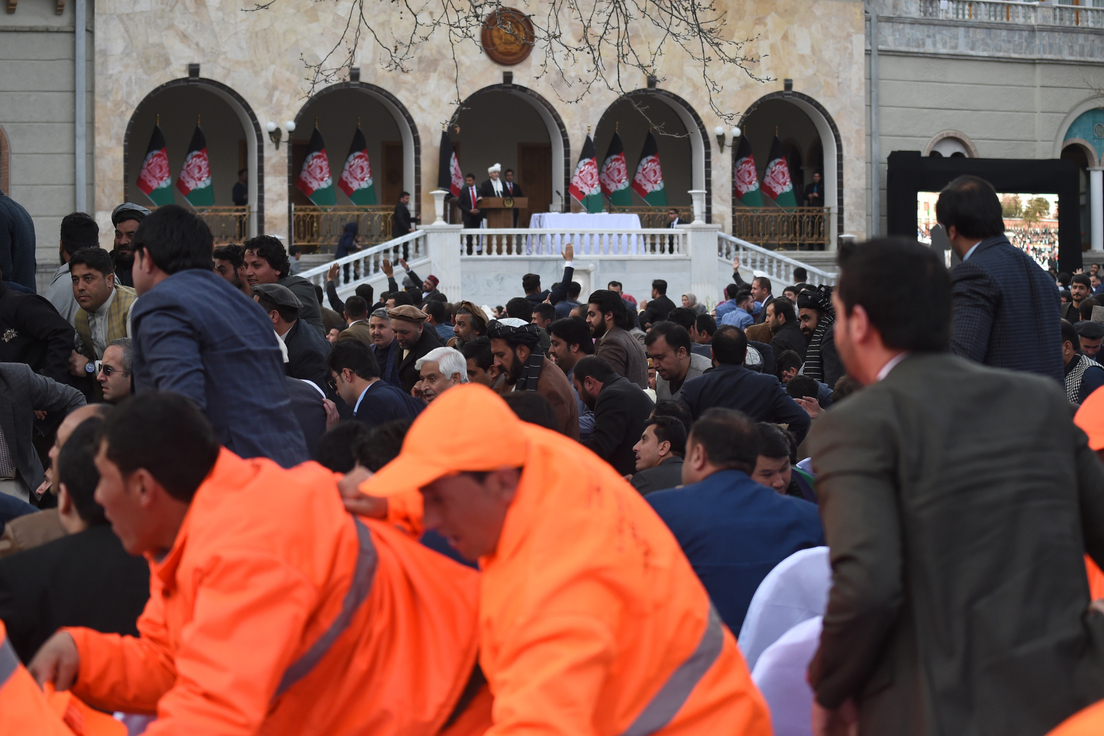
[481,197,528,228]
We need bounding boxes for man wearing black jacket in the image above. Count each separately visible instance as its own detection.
[574,355,655,476]
[641,279,676,329]
[765,297,807,362]
[253,284,330,393]
[392,191,417,239]
[0,279,75,385]
[523,244,575,306]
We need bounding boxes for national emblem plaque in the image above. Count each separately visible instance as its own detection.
[481,8,535,66]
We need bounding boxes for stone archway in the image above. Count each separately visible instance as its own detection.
[594,89,713,223]
[124,78,264,237]
[739,92,844,244]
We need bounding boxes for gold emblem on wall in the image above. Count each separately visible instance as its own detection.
[481,8,535,66]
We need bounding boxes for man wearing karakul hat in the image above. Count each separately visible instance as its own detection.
[487,318,579,439]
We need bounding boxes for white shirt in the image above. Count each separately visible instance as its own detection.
[875,352,909,382]
[491,178,503,196]
[354,380,381,414]
[45,262,80,324]
[962,241,982,261]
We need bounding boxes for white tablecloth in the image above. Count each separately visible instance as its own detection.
[527,212,644,255]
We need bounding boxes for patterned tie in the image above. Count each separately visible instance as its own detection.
[0,425,16,479]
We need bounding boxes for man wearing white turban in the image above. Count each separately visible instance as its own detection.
[480,163,505,199]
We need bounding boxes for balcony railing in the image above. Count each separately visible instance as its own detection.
[916,0,1104,27]
[731,207,829,250]
[719,233,838,286]
[607,205,691,229]
[298,230,427,299]
[291,206,396,254]
[458,228,687,257]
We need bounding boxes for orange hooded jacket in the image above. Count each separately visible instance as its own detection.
[1,621,77,736]
[1047,698,1104,735]
[1076,389,1104,600]
[361,384,772,736]
[64,450,490,736]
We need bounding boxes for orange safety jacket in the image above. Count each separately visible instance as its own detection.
[0,621,75,736]
[65,450,490,736]
[361,384,772,736]
[1047,698,1104,736]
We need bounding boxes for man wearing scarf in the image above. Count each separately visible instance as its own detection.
[798,286,844,387]
[488,318,579,439]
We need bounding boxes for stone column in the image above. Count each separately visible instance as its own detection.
[1090,168,1103,255]
[685,221,723,304]
[423,221,463,294]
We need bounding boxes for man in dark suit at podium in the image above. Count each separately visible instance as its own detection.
[503,169,523,227]
[480,163,506,199]
[458,173,483,254]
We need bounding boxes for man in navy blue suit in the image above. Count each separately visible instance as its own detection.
[937,175,1064,382]
[678,325,811,444]
[326,339,423,428]
[647,408,824,633]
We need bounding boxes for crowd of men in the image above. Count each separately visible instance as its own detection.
[1,174,1104,735]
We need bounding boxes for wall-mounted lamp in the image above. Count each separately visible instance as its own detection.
[714,125,742,153]
[266,120,297,149]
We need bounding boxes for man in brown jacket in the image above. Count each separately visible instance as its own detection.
[585,290,648,389]
[488,319,579,439]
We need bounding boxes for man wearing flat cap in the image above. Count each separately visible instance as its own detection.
[451,301,488,350]
[109,202,150,288]
[253,283,331,394]
[390,304,444,395]
[1077,320,1103,361]
[487,317,579,439]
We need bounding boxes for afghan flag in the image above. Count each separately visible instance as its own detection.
[631,131,666,206]
[569,134,602,213]
[733,136,764,207]
[296,127,336,208]
[136,125,174,207]
[599,132,632,207]
[437,129,462,197]
[175,126,214,207]
[761,135,797,209]
[337,128,376,205]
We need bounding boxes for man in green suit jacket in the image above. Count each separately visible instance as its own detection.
[808,238,1104,736]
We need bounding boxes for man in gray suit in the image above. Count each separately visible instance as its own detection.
[0,363,85,502]
[808,238,1104,736]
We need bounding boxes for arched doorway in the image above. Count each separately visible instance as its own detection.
[289,83,420,252]
[738,92,843,248]
[1056,101,1104,254]
[124,78,263,241]
[594,90,712,225]
[450,84,569,225]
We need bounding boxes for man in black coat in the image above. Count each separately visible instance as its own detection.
[0,188,38,292]
[0,279,76,385]
[765,297,807,362]
[389,305,444,394]
[679,326,811,444]
[458,173,483,254]
[0,413,148,663]
[253,284,330,394]
[502,169,523,227]
[574,355,655,476]
[640,279,676,329]
[392,191,416,239]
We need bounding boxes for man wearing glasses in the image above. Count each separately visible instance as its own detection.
[97,338,131,405]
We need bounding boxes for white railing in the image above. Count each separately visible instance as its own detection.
[916,0,1104,27]
[1055,2,1104,27]
[458,228,687,257]
[719,233,838,286]
[299,230,429,299]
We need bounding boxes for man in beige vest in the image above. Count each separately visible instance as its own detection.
[66,247,136,386]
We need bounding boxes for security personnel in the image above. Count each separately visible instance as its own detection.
[0,620,78,735]
[358,384,771,736]
[29,391,491,736]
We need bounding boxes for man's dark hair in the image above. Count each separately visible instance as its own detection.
[687,408,757,474]
[652,279,668,296]
[607,280,623,290]
[355,284,374,305]
[694,313,716,338]
[711,325,748,365]
[465,172,475,180]
[786,375,820,400]
[506,296,534,321]
[832,375,862,404]
[836,237,952,352]
[456,306,487,335]
[254,291,298,323]
[1058,272,1072,287]
[345,296,368,320]
[131,205,214,274]
[532,302,555,324]
[60,212,99,257]
[665,307,696,331]
[646,415,687,458]
[753,276,772,294]
[567,281,582,299]
[548,317,594,354]
[58,416,109,526]
[314,421,373,473]
[100,391,220,502]
[724,283,740,300]
[68,247,115,278]
[735,286,754,306]
[573,355,617,383]
[288,245,301,257]
[356,419,413,472]
[424,299,448,325]
[754,422,795,463]
[1080,298,1099,322]
[400,190,410,198]
[587,290,626,325]
[645,321,692,355]
[243,235,291,279]
[769,297,796,324]
[213,244,244,269]
[1072,273,1092,289]
[326,339,381,380]
[238,168,248,177]
[774,349,803,380]
[935,175,1005,239]
[522,273,541,294]
[653,399,693,434]
[391,291,414,307]
[461,336,495,369]
[1061,318,1079,351]
[502,392,559,431]
[793,267,808,283]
